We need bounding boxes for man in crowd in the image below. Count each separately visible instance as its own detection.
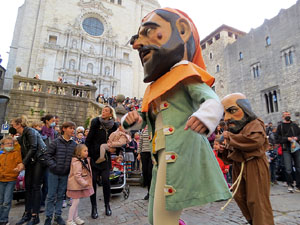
[276,111,300,193]
[219,93,274,225]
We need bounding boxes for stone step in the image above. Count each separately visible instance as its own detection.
[127,177,142,186]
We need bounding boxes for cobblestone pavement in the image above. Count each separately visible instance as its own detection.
[9,182,300,225]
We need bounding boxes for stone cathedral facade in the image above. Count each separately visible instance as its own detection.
[201,1,300,124]
[5,0,160,98]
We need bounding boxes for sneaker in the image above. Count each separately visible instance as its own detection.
[66,221,76,225]
[287,186,294,193]
[62,200,67,208]
[44,217,52,225]
[294,187,300,193]
[74,217,84,225]
[54,215,66,225]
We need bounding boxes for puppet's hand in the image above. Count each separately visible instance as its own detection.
[184,116,208,134]
[125,111,142,126]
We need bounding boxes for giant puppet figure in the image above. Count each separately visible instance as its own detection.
[122,8,231,225]
[219,93,274,225]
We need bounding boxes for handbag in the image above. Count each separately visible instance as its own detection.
[291,140,300,153]
[35,131,48,165]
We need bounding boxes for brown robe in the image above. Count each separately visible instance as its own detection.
[219,119,274,225]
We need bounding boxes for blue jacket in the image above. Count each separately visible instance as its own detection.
[46,136,77,176]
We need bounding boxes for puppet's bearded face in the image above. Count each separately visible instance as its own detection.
[131,12,186,83]
[222,95,248,134]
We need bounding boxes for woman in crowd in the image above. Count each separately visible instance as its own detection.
[12,116,45,225]
[85,106,118,219]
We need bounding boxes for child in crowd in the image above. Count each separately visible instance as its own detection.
[213,136,230,187]
[75,132,85,144]
[111,155,124,174]
[0,136,22,225]
[95,123,129,163]
[66,144,94,225]
[44,122,77,225]
[266,143,278,185]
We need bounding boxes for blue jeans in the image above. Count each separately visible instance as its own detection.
[45,172,68,217]
[283,149,300,188]
[0,181,16,222]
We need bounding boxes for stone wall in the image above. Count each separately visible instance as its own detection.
[202,2,300,124]
[6,75,103,127]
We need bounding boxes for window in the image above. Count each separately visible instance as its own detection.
[0,70,2,80]
[82,17,104,36]
[252,63,260,78]
[110,0,115,3]
[266,36,271,46]
[239,52,243,60]
[281,47,295,66]
[201,44,206,50]
[106,47,112,56]
[209,52,213,60]
[118,0,122,5]
[49,35,57,44]
[69,59,76,70]
[289,51,293,64]
[72,40,77,49]
[264,90,279,114]
[216,65,220,72]
[228,32,233,37]
[215,33,220,40]
[208,39,213,45]
[87,63,93,74]
[104,66,110,76]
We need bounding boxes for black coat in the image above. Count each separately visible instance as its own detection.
[18,127,39,166]
[85,117,118,170]
[46,136,77,176]
[276,122,300,149]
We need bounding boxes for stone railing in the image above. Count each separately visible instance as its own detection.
[12,75,97,100]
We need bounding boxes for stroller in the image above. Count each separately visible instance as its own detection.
[110,151,130,199]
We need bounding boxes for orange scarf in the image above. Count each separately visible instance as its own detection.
[141,62,214,112]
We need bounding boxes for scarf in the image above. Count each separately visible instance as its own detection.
[41,126,54,140]
[99,117,114,130]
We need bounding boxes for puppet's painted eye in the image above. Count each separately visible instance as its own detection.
[230,109,237,114]
[145,28,152,36]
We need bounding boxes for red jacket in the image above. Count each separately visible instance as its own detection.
[213,150,229,174]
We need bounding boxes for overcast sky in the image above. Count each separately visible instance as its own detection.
[0,0,297,68]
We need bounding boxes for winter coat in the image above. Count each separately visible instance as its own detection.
[123,65,231,215]
[276,122,300,150]
[46,136,77,176]
[213,150,230,174]
[17,127,40,166]
[0,149,22,182]
[67,157,93,190]
[85,117,118,170]
[108,129,129,148]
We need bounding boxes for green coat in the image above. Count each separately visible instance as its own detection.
[124,77,231,224]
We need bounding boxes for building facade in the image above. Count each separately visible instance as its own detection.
[201,1,300,124]
[5,0,160,98]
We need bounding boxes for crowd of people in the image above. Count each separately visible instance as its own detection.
[1,97,300,225]
[0,100,149,225]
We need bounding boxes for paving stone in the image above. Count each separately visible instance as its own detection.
[8,181,300,224]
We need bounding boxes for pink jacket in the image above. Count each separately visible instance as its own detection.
[108,129,129,147]
[67,157,93,191]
